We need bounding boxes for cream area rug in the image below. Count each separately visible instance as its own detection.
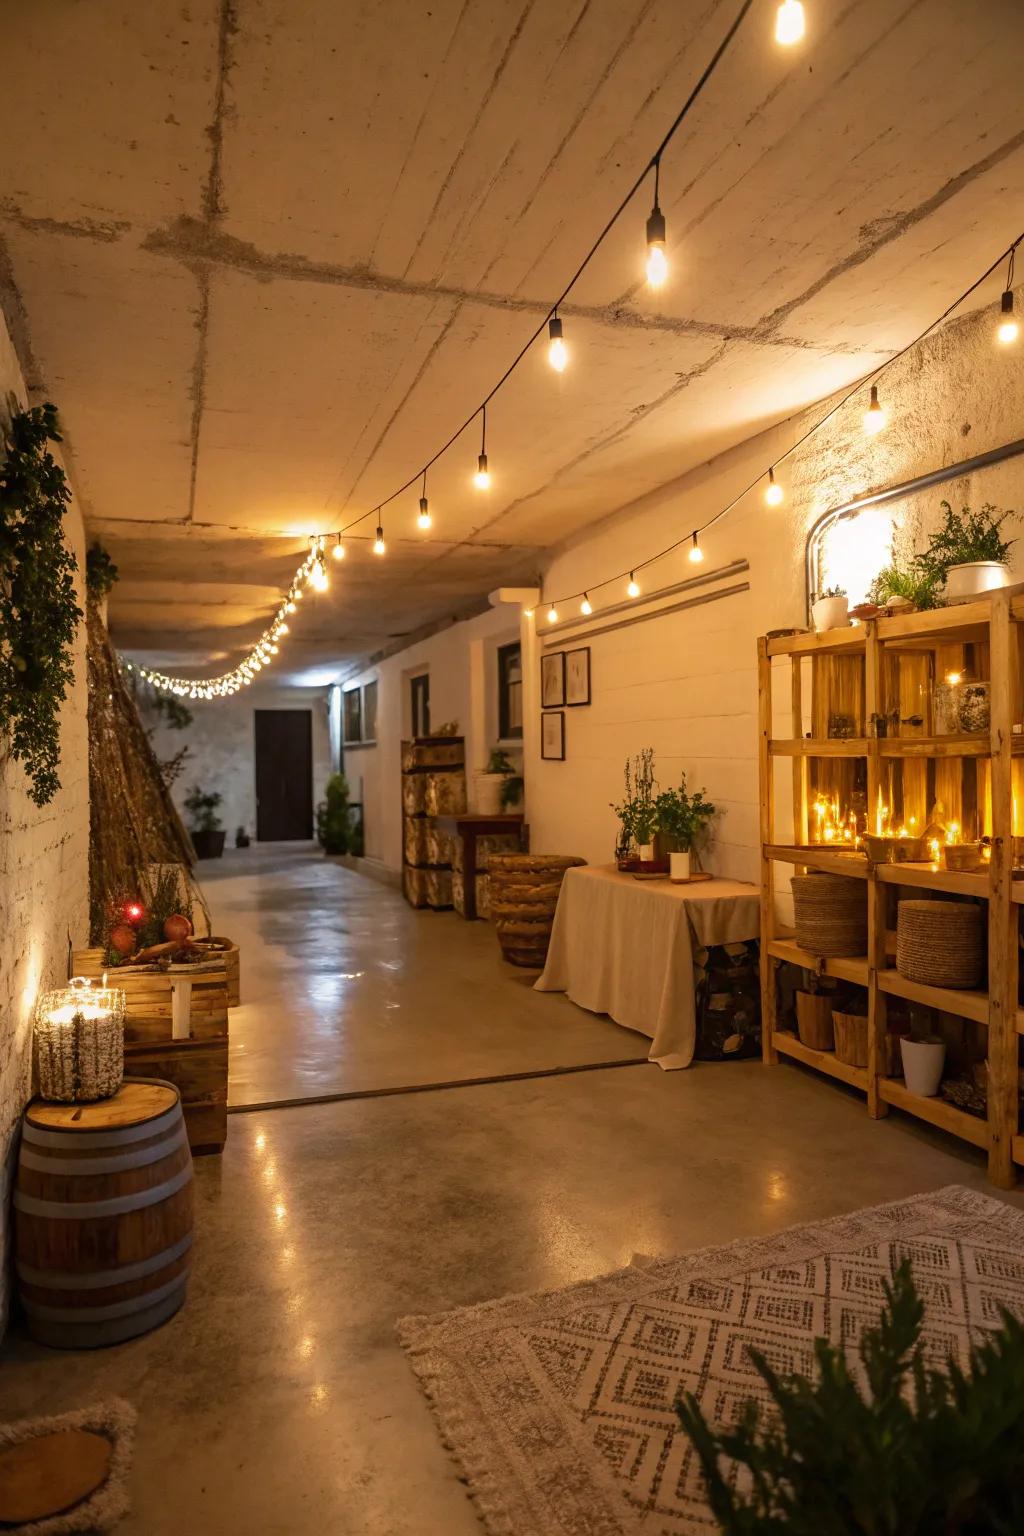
[400,1186,1024,1536]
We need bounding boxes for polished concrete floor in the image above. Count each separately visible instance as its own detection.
[3,849,1021,1534]
[203,844,645,1106]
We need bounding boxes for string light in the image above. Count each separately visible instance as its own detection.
[332,534,346,561]
[547,603,558,623]
[645,158,668,289]
[998,249,1018,344]
[417,473,431,531]
[474,406,491,489]
[548,313,568,372]
[627,573,640,598]
[580,593,592,615]
[765,467,784,506]
[863,383,886,435]
[374,519,386,555]
[775,0,805,45]
[309,536,329,591]
[688,531,704,564]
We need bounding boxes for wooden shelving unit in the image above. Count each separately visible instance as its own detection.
[758,588,1024,1187]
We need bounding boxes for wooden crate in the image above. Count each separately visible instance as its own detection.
[73,947,229,1042]
[403,817,450,867]
[124,1037,227,1154]
[209,936,241,1007]
[404,867,453,909]
[402,738,465,771]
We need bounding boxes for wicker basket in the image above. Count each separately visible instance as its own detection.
[489,855,585,968]
[896,899,984,989]
[943,843,983,874]
[795,991,834,1050]
[792,873,868,958]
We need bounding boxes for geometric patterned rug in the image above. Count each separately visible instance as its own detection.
[400,1187,1024,1535]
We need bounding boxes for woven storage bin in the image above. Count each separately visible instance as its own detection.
[832,1009,868,1066]
[896,900,984,989]
[792,873,868,958]
[489,855,585,968]
[795,991,834,1050]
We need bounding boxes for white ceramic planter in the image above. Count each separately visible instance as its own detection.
[901,1035,946,1098]
[811,594,849,632]
[669,850,691,882]
[945,561,1010,601]
[473,772,505,816]
[637,842,655,863]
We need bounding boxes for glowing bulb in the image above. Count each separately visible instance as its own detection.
[332,537,345,561]
[310,558,329,592]
[998,291,1018,345]
[294,587,303,601]
[524,607,535,618]
[417,497,431,531]
[474,453,491,490]
[547,604,558,623]
[286,600,296,613]
[775,0,805,45]
[945,671,962,686]
[863,384,886,435]
[278,622,289,634]
[646,242,668,289]
[548,315,567,372]
[627,573,640,599]
[688,532,704,564]
[765,467,784,506]
[373,526,386,555]
[580,593,592,616]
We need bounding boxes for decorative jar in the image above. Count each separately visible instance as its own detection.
[34,977,126,1102]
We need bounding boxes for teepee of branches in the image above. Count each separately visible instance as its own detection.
[87,596,208,942]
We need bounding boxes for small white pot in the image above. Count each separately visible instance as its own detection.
[637,842,655,863]
[945,561,1010,601]
[901,1035,946,1098]
[669,850,691,882]
[811,594,849,633]
[473,772,505,816]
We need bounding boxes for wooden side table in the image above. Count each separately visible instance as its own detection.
[436,813,525,919]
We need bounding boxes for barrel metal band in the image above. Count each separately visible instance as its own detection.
[19,1126,188,1177]
[21,1268,189,1323]
[16,1231,193,1291]
[23,1100,181,1150]
[13,1162,192,1220]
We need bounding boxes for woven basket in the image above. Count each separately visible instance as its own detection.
[489,855,585,968]
[896,900,984,989]
[795,991,834,1050]
[832,1009,868,1066]
[792,873,867,958]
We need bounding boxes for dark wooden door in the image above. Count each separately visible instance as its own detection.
[254,710,313,841]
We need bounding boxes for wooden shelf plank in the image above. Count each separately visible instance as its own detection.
[770,738,869,757]
[875,862,991,899]
[764,844,869,878]
[772,1031,868,1090]
[766,628,865,658]
[877,968,989,1025]
[878,736,990,758]
[878,1077,988,1149]
[767,936,869,986]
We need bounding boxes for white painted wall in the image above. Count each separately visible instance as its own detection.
[343,604,523,872]
[145,685,333,844]
[0,316,90,1332]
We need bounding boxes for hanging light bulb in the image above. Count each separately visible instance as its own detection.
[286,599,296,613]
[278,621,289,635]
[775,0,805,45]
[645,159,668,289]
[765,467,784,506]
[373,520,386,555]
[998,290,1019,346]
[417,472,431,530]
[547,603,558,623]
[580,592,592,616]
[627,573,640,599]
[548,313,568,373]
[688,531,704,564]
[332,534,346,561]
[863,383,886,435]
[473,406,490,488]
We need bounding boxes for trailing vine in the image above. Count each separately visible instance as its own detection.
[86,541,119,598]
[0,401,82,805]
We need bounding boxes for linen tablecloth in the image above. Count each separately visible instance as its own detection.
[534,865,760,1069]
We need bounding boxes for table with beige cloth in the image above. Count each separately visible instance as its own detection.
[534,864,760,1069]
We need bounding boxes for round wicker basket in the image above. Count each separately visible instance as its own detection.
[791,873,868,958]
[488,855,585,968]
[896,899,984,989]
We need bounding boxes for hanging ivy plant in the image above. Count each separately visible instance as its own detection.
[0,401,82,805]
[86,541,118,598]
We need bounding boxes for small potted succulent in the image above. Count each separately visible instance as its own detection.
[183,786,226,859]
[655,775,716,881]
[915,500,1017,602]
[810,585,849,632]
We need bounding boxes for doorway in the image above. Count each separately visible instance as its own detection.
[254,710,313,840]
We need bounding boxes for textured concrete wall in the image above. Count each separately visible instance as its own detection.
[0,316,90,1332]
[526,295,1024,879]
[146,684,333,846]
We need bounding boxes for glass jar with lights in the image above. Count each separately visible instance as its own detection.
[34,976,127,1102]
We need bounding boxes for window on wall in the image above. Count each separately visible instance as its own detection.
[344,681,378,745]
[410,672,430,737]
[343,687,362,743]
[498,642,523,740]
[808,505,895,612]
[362,680,378,743]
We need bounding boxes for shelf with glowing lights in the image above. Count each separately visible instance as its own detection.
[874,861,993,901]
[771,1031,868,1092]
[878,1077,989,1150]
[764,843,869,877]
[766,934,869,986]
[766,587,1024,660]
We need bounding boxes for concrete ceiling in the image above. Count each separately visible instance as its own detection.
[1,0,1022,684]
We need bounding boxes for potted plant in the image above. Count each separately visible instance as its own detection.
[611,748,657,862]
[183,786,225,859]
[810,585,849,632]
[914,499,1017,601]
[474,747,520,816]
[655,774,716,881]
[868,563,939,614]
[315,772,351,856]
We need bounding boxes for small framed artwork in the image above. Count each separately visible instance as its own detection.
[565,646,591,707]
[541,710,565,761]
[540,651,565,708]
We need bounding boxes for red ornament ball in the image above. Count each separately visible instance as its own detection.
[163,913,193,943]
[110,923,137,957]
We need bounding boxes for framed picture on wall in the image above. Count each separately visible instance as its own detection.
[540,651,565,708]
[565,646,591,706]
[541,711,565,761]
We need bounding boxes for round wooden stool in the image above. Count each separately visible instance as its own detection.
[14,1078,194,1348]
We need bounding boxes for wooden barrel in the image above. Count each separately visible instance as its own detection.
[489,854,585,968]
[14,1079,194,1349]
